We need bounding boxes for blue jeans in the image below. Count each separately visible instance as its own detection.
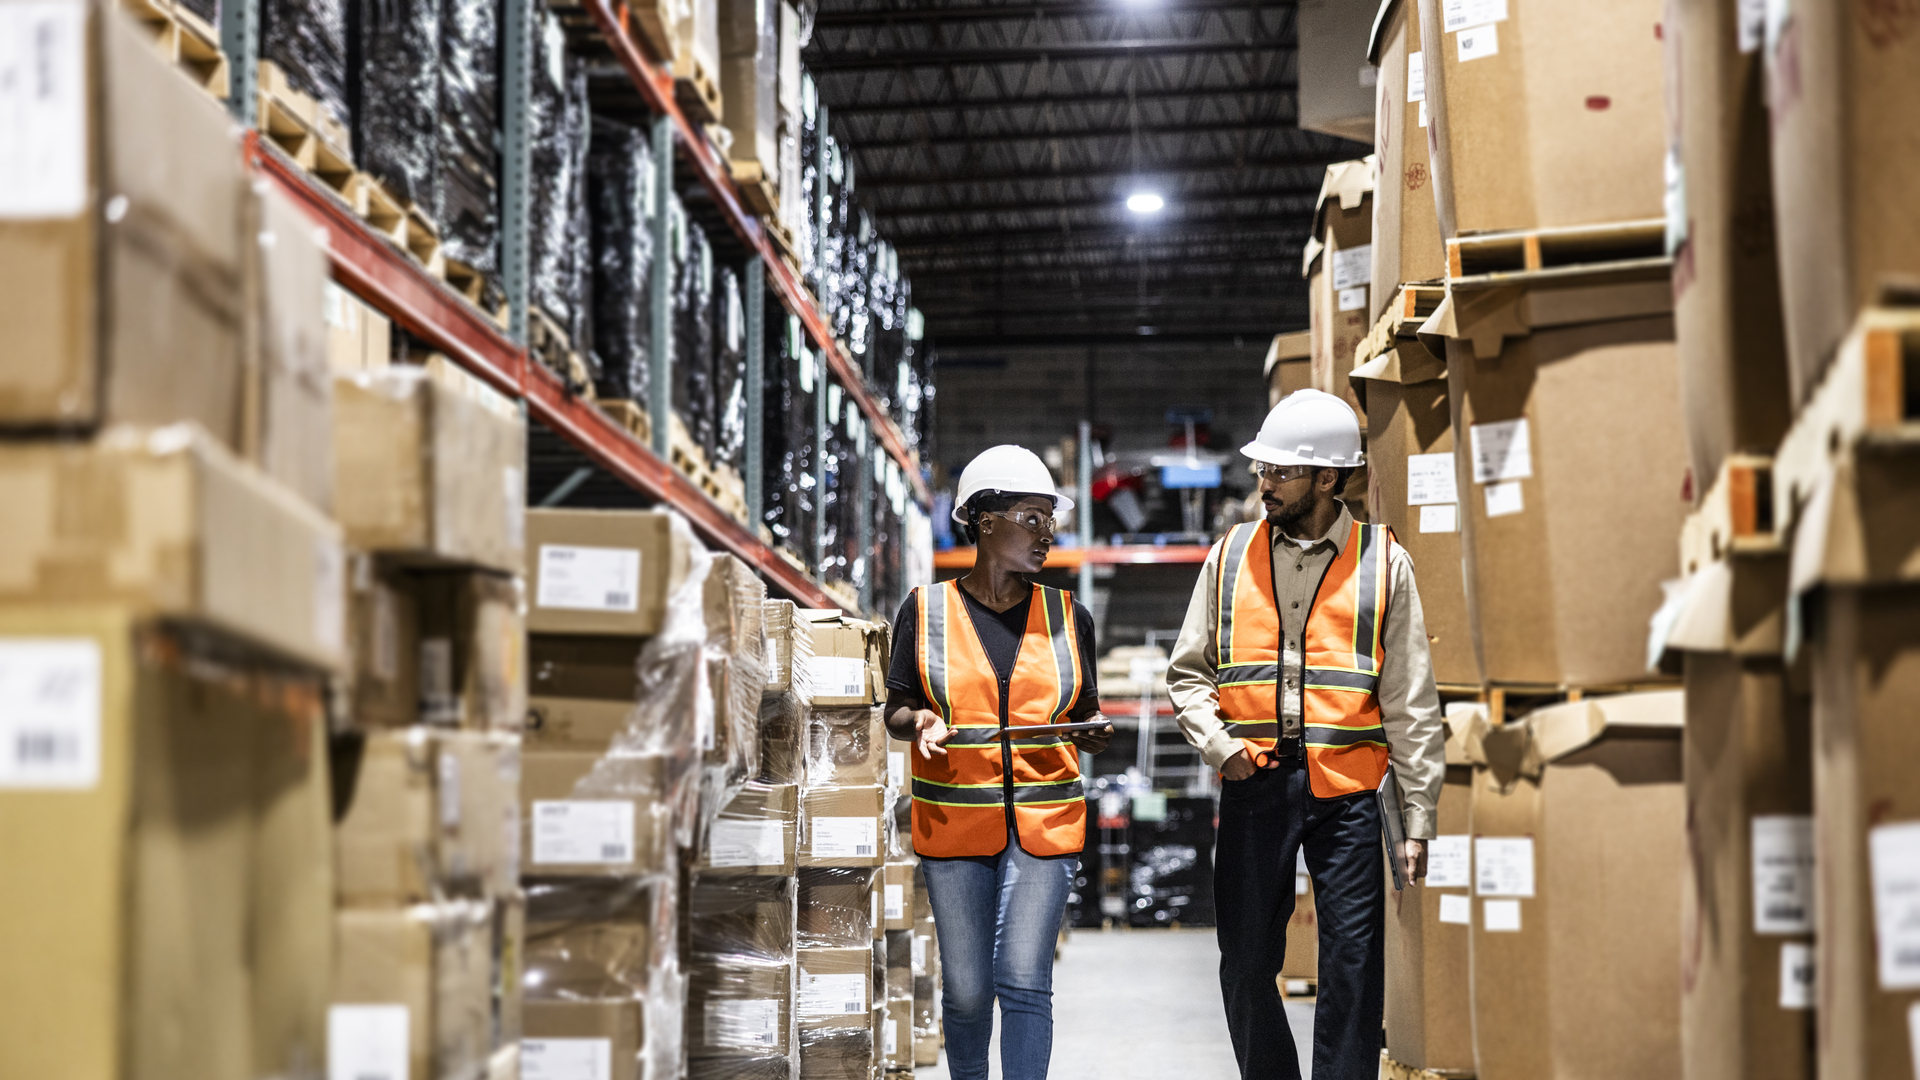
[919,829,1076,1080]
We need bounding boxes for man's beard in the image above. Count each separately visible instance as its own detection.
[1267,496,1312,532]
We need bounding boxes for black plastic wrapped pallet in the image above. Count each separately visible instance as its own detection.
[673,218,717,456]
[762,308,816,563]
[588,118,655,403]
[528,10,588,341]
[350,0,438,209]
[264,0,351,132]
[712,266,747,473]
[437,0,500,302]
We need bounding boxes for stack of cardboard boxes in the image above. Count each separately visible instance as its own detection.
[0,6,344,1078]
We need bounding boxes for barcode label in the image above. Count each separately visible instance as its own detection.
[0,2,88,219]
[1871,821,1920,990]
[708,819,787,868]
[807,655,869,699]
[327,1004,408,1080]
[532,800,636,865]
[523,1036,613,1080]
[0,639,102,790]
[705,999,781,1048]
[1752,815,1815,935]
[811,816,879,860]
[536,544,642,614]
[797,972,868,1017]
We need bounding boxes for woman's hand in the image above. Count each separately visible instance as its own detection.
[904,708,953,760]
[1067,715,1115,754]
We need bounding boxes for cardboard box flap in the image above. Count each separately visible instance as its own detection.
[1366,0,1403,65]
[1264,331,1313,377]
[1312,156,1378,233]
[1302,234,1325,280]
[1421,280,1677,360]
[1441,703,1483,766]
[1662,558,1787,658]
[1787,454,1920,594]
[1471,691,1683,782]
[1348,341,1445,418]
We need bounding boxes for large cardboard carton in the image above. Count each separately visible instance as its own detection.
[325,282,393,374]
[719,0,779,181]
[521,746,672,879]
[529,635,649,704]
[1368,0,1446,314]
[249,183,336,513]
[334,368,527,574]
[706,554,770,776]
[334,729,522,905]
[883,862,916,932]
[0,2,249,442]
[801,609,885,706]
[1664,0,1792,494]
[524,998,645,1080]
[527,510,695,637]
[1415,0,1666,239]
[1305,159,1376,426]
[526,879,666,995]
[700,782,800,876]
[797,946,875,1080]
[1439,287,1689,686]
[349,563,526,731]
[1761,0,1920,405]
[763,598,811,696]
[0,425,346,670]
[800,866,879,948]
[1384,708,1476,1072]
[0,607,333,1080]
[806,706,887,789]
[800,786,886,869]
[1467,692,1685,1080]
[1264,331,1314,409]
[1297,0,1378,142]
[688,960,795,1068]
[330,901,496,1080]
[1352,340,1479,687]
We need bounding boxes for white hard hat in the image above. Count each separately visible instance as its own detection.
[951,444,1074,524]
[1241,389,1365,468]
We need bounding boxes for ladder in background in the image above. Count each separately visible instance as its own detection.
[1131,631,1214,797]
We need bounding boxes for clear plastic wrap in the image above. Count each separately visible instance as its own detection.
[883,929,911,1004]
[688,875,799,1080]
[523,879,674,1080]
[704,555,771,805]
[797,868,877,948]
[795,945,874,1080]
[588,117,657,403]
[803,706,885,789]
[699,783,798,876]
[264,0,350,130]
[437,0,500,300]
[351,0,439,209]
[758,599,812,785]
[529,10,588,343]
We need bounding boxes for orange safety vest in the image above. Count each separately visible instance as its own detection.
[1212,519,1393,798]
[910,581,1088,858]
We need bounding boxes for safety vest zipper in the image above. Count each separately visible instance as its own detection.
[998,673,1015,834]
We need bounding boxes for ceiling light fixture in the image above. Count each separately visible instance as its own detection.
[1125,192,1165,214]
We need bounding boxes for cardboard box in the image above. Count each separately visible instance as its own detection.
[759,691,808,786]
[1296,0,1377,142]
[527,510,695,637]
[1439,288,1689,686]
[0,425,346,671]
[521,746,671,879]
[707,555,769,776]
[528,694,641,749]
[1368,0,1447,315]
[0,607,335,1080]
[325,282,392,374]
[529,635,648,704]
[1281,857,1318,982]
[802,609,885,706]
[800,867,879,948]
[249,182,336,513]
[331,901,496,1080]
[885,998,913,1071]
[763,599,811,696]
[688,960,795,1065]
[350,563,525,731]
[333,368,526,574]
[801,786,886,868]
[347,555,422,727]
[524,998,645,1080]
[884,931,913,1003]
[806,706,887,788]
[689,874,796,966]
[1264,331,1314,409]
[1761,0,1920,405]
[883,863,915,932]
[700,782,800,876]
[1808,583,1920,1080]
[913,1026,942,1068]
[526,879,665,993]
[722,51,779,179]
[1305,158,1376,425]
[1665,0,1792,493]
[1352,341,1479,687]
[495,889,525,1051]
[1466,692,1684,1080]
[1383,708,1476,1072]
[797,946,875,1080]
[0,1,249,442]
[334,729,522,905]
[1416,0,1665,238]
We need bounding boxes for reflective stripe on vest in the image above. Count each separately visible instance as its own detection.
[911,581,1087,857]
[1211,519,1393,798]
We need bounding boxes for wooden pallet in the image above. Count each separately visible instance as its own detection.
[1771,303,1920,543]
[774,545,810,575]
[529,307,591,393]
[1356,281,1446,365]
[1680,454,1779,576]
[822,580,861,613]
[1447,218,1670,291]
[727,159,780,218]
[441,257,490,308]
[664,411,750,518]
[710,459,750,523]
[674,56,724,125]
[626,0,675,65]
[1379,1052,1474,1080]
[161,8,228,98]
[598,399,653,444]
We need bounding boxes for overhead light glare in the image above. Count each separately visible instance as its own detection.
[1125,192,1165,214]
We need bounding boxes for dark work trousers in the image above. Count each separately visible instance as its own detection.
[1214,761,1384,1080]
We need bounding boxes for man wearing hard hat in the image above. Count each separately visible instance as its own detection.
[1168,390,1446,1080]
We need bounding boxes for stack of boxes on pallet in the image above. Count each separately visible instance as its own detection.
[1284,0,1920,1078]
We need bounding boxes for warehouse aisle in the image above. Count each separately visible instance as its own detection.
[919,929,1313,1080]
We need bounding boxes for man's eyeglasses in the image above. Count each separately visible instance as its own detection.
[1255,463,1317,483]
[986,509,1057,536]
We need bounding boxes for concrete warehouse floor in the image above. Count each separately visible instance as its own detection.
[916,929,1315,1080]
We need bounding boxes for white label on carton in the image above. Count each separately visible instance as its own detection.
[1442,0,1507,33]
[314,540,347,656]
[537,545,641,613]
[1484,481,1525,518]
[884,1017,899,1056]
[1778,942,1814,1010]
[885,883,905,922]
[1407,51,1425,103]
[1439,893,1472,925]
[327,1004,409,1080]
[0,639,101,789]
[872,887,883,929]
[504,467,527,554]
[1338,285,1368,312]
[912,935,928,975]
[1752,815,1816,934]
[798,972,869,1016]
[708,818,785,868]
[1456,21,1499,60]
[1426,835,1471,889]
[1331,244,1372,290]
[0,3,87,219]
[1763,0,1790,53]
[523,1038,612,1080]
[532,800,635,865]
[1420,504,1459,533]
[1737,0,1766,52]
[889,750,908,789]
[812,816,879,860]
[809,655,869,699]
[437,749,462,829]
[706,999,781,1048]
[1483,898,1522,932]
[1470,418,1532,483]
[1407,452,1459,506]
[1475,837,1535,897]
[1869,820,1920,990]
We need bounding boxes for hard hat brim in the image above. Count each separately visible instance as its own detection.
[1239,440,1365,469]
[949,490,1074,524]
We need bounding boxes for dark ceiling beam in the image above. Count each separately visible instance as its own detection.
[854,147,1357,189]
[805,38,1283,71]
[813,0,1286,28]
[830,117,1298,150]
[872,187,1318,221]
[933,329,1285,347]
[825,82,1295,118]
[893,220,1308,253]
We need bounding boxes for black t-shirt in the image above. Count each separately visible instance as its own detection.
[885,584,1101,719]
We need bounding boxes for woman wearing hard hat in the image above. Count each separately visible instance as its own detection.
[883,444,1114,1080]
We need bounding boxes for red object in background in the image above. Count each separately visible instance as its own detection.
[1090,462,1145,502]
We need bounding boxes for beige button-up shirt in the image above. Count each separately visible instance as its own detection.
[1166,506,1447,839]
